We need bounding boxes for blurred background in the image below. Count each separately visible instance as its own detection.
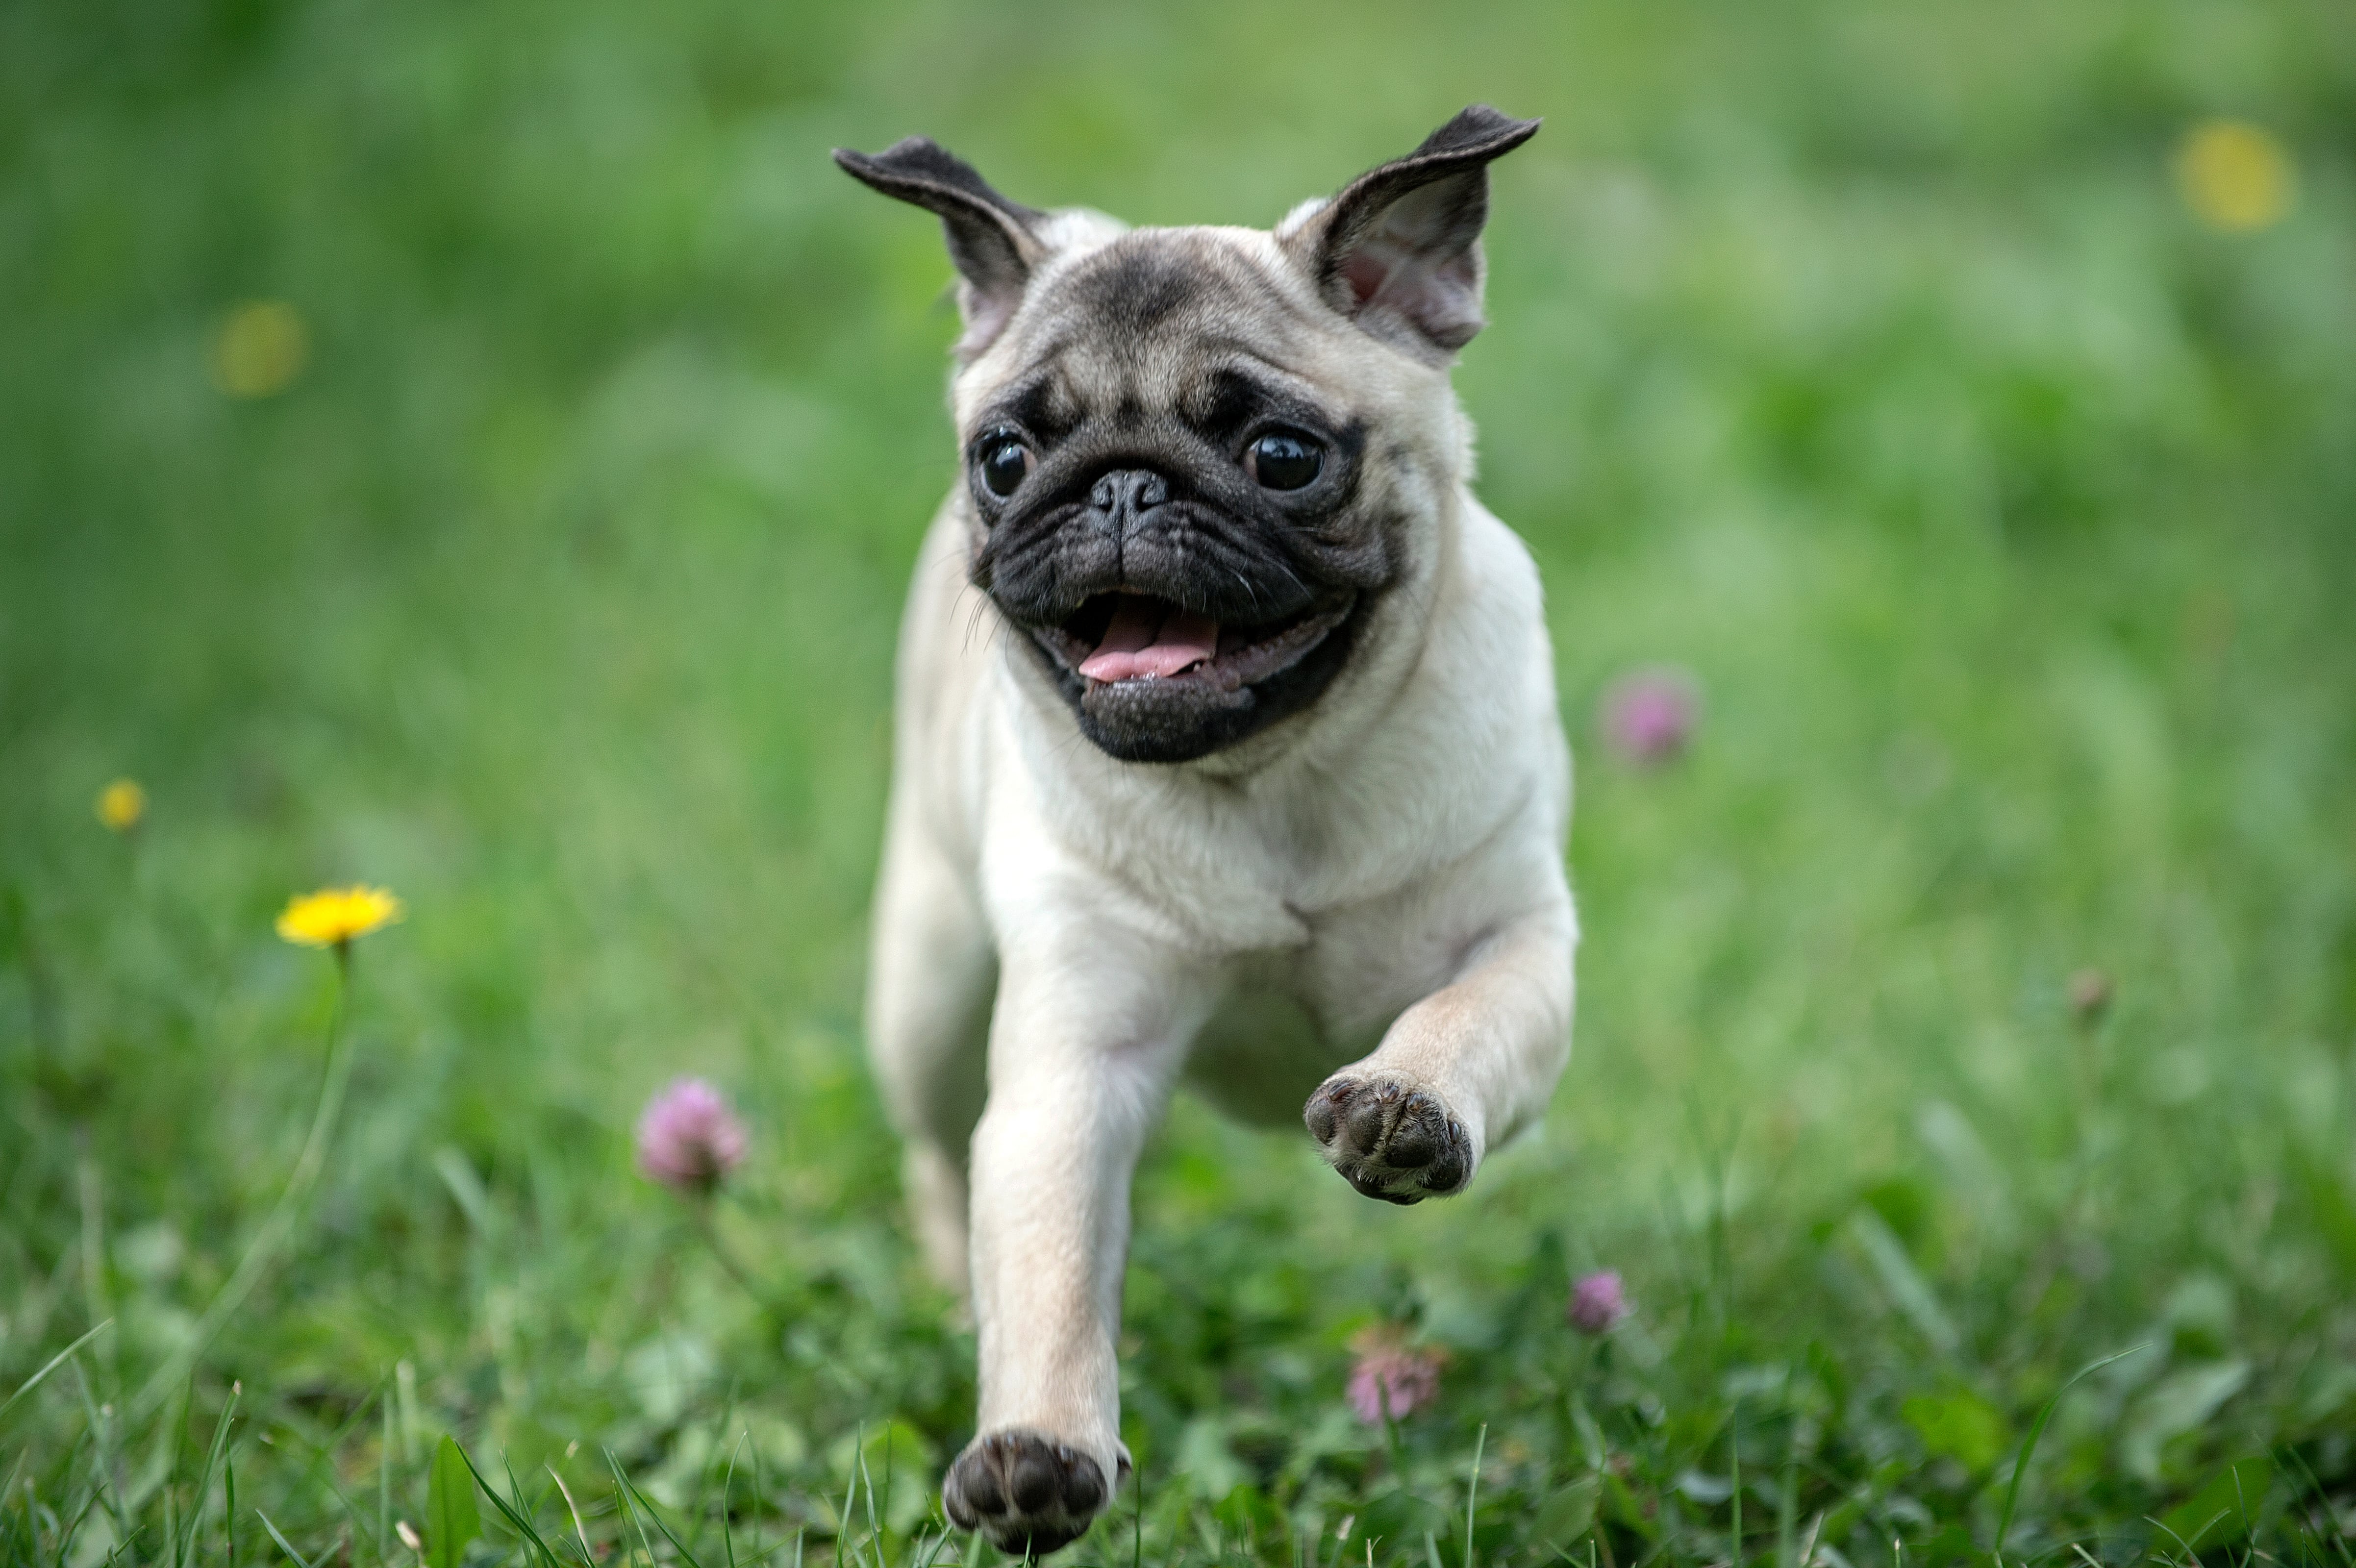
[3,0,2354,1560]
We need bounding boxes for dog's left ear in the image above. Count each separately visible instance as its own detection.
[1284,105,1540,360]
[835,137,1047,361]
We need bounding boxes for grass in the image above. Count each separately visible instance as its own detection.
[4,0,2355,1564]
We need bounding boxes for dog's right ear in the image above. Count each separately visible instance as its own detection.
[835,137,1046,362]
[1281,105,1539,362]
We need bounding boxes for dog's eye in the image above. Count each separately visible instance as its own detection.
[977,437,1033,498]
[1247,431,1323,491]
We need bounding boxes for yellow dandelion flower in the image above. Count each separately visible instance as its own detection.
[276,885,404,948]
[211,300,311,398]
[2176,118,2295,233]
[96,778,148,832]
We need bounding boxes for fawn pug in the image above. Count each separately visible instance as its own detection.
[839,105,1575,1554]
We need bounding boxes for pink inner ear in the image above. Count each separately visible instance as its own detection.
[953,281,1021,361]
[1342,251,1387,304]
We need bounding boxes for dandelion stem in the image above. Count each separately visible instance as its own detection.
[131,946,359,1419]
[77,1133,121,1392]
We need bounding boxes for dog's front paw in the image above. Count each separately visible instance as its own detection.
[1303,1075,1473,1204]
[943,1430,1115,1555]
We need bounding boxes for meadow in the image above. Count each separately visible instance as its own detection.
[3,0,2355,1564]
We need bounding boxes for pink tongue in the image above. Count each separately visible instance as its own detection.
[1078,597,1222,682]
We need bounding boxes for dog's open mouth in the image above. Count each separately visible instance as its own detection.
[1031,592,1356,693]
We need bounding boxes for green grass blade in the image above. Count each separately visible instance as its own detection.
[500,1451,563,1566]
[269,1388,389,1563]
[614,1457,710,1568]
[380,1389,395,1566]
[426,1436,483,1568]
[857,1431,881,1567]
[52,1474,106,1568]
[1994,1344,2151,1565]
[0,1320,114,1428]
[450,1442,555,1568]
[130,970,359,1423]
[722,1430,748,1568]
[2274,1446,2355,1568]
[1730,1405,1742,1568]
[69,1357,127,1545]
[841,1424,862,1565]
[606,1448,668,1568]
[1777,1460,1796,1568]
[0,1451,25,1564]
[256,1511,318,1568]
[752,1434,765,1568]
[179,1382,242,1568]
[1464,1424,1486,1568]
[546,1463,596,1568]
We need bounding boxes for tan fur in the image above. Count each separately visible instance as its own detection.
[859,124,1573,1548]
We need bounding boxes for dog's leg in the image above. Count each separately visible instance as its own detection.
[941,927,1199,1555]
[866,810,995,1294]
[1305,899,1576,1203]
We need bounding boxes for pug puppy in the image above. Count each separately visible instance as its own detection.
[838,106,1576,1555]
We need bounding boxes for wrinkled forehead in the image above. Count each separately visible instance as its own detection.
[964,229,1340,433]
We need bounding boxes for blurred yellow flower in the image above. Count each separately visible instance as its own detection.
[2176,118,2295,233]
[276,885,404,948]
[211,300,311,398]
[96,778,148,832]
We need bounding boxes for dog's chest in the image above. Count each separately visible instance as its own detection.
[1178,901,1466,1123]
[1090,768,1477,952]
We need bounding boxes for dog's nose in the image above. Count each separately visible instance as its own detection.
[1087,469,1167,529]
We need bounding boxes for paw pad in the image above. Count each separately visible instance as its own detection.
[1303,1077,1473,1203]
[943,1429,1109,1555]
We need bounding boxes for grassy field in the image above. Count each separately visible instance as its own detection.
[4,0,2355,1564]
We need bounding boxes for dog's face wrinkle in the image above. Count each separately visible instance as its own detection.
[969,362,1363,535]
[953,232,1410,764]
[992,377,1082,446]
[974,443,1374,622]
[971,354,1338,480]
[1048,235,1310,346]
[967,383,1384,585]
[1005,237,1321,382]
[1057,244,1205,334]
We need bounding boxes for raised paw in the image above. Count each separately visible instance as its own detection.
[1303,1075,1474,1204]
[942,1429,1114,1556]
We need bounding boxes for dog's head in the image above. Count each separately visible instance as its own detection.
[837,107,1538,764]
